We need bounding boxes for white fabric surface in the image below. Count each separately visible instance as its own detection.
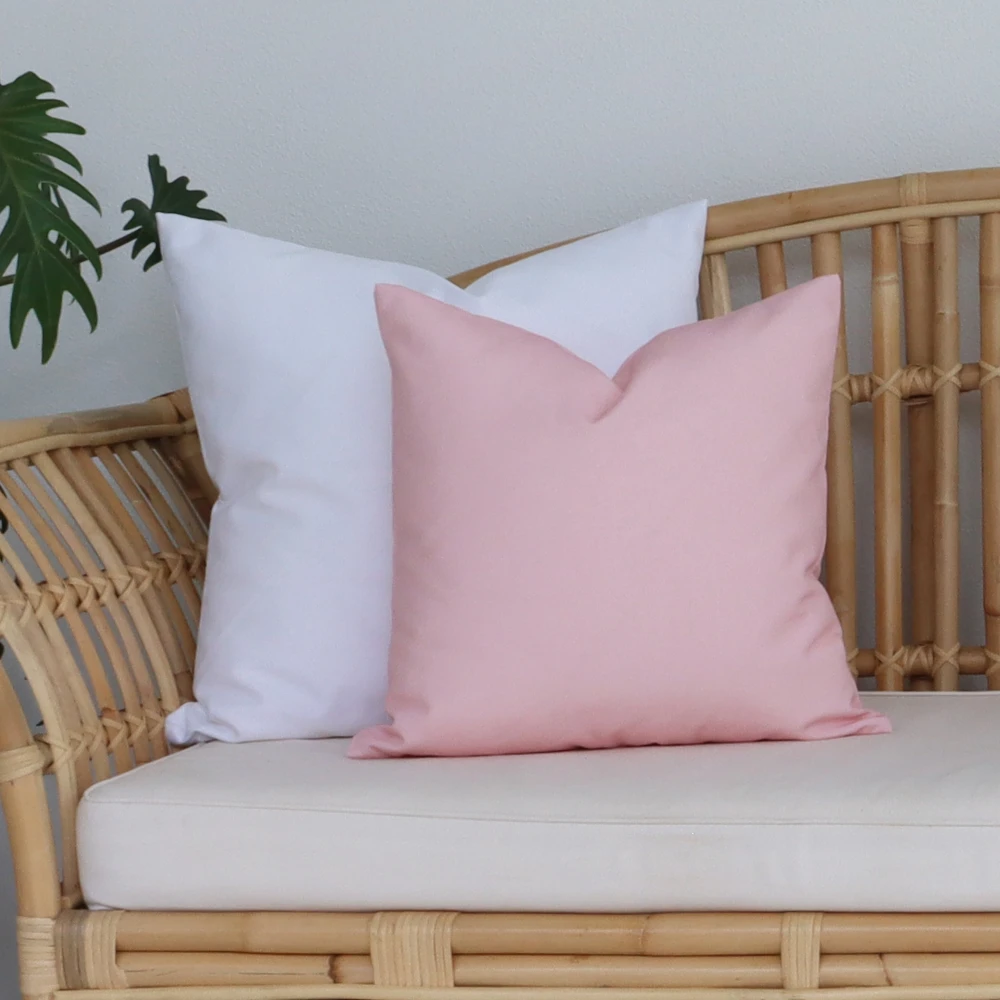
[80,693,1000,912]
[157,203,707,744]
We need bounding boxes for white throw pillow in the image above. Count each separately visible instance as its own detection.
[159,201,707,743]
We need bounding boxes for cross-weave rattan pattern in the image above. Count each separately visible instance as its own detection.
[0,392,209,917]
[694,181,1000,697]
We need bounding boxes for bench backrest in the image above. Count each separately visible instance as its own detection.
[455,168,1000,695]
[2,168,1000,906]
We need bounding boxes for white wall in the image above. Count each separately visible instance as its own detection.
[3,0,1000,990]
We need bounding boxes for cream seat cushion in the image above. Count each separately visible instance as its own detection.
[79,694,1000,912]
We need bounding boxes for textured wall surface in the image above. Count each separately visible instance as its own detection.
[3,0,1000,991]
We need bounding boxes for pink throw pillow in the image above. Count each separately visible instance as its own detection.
[351,278,890,758]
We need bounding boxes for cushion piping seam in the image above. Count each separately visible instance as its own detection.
[79,801,1000,828]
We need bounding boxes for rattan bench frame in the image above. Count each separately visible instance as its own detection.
[4,167,1000,999]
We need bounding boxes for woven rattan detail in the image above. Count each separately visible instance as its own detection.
[899,171,929,208]
[0,743,47,783]
[780,912,822,990]
[832,374,853,401]
[843,646,860,677]
[900,216,932,244]
[370,911,458,987]
[0,544,206,634]
[831,364,980,404]
[872,369,904,400]
[33,711,166,775]
[56,909,126,990]
[17,916,58,997]
[984,647,1000,683]
[933,643,963,683]
[980,359,1000,387]
[933,363,964,393]
[875,647,906,683]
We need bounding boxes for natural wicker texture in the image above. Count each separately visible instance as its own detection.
[17,917,58,998]
[30,909,1000,993]
[370,912,458,987]
[4,168,1000,997]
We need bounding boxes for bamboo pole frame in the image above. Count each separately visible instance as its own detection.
[5,170,1000,998]
[931,218,962,689]
[45,984,1000,1000]
[871,224,905,690]
[900,217,935,687]
[980,213,1000,689]
[812,232,858,674]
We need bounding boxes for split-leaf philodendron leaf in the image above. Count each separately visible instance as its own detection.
[122,154,225,271]
[0,71,102,361]
[0,71,225,362]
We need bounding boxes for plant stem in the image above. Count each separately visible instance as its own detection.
[0,232,135,287]
[92,233,136,257]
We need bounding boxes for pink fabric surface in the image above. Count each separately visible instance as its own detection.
[350,278,890,758]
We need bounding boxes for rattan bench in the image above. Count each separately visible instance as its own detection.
[4,167,1000,1000]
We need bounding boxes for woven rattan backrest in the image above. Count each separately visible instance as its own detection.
[696,174,1000,693]
[0,391,213,903]
[454,167,1000,694]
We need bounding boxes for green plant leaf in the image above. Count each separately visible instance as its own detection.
[47,185,69,252]
[0,71,102,361]
[122,154,225,271]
